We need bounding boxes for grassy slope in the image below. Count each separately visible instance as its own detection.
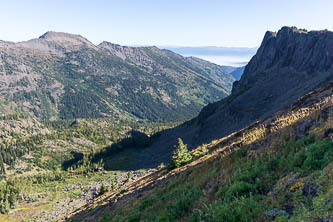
[69,84,333,222]
[102,138,332,222]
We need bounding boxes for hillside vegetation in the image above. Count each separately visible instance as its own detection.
[0,114,179,173]
[68,82,333,222]
[0,114,181,221]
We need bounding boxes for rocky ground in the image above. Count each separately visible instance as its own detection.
[32,170,153,222]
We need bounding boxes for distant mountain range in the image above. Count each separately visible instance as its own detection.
[161,46,258,56]
[221,66,245,80]
[0,32,237,122]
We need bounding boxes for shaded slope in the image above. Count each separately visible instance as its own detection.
[198,26,333,142]
[230,66,245,80]
[222,65,245,80]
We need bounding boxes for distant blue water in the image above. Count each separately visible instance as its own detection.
[183,54,252,67]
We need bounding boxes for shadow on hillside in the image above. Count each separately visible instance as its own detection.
[62,151,84,170]
[62,130,163,171]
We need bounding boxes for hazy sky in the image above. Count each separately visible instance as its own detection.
[1,0,333,47]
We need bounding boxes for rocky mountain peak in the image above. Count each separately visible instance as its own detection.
[98,41,126,52]
[39,31,88,42]
[38,31,96,49]
[14,31,97,53]
[98,41,159,52]
[99,41,164,64]
[232,26,333,94]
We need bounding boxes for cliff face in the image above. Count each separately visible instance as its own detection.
[233,27,333,94]
[197,27,333,141]
[141,27,333,168]
[199,27,333,140]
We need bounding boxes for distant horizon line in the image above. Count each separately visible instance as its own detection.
[158,45,259,49]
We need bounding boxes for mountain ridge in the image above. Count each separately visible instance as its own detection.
[0,31,235,122]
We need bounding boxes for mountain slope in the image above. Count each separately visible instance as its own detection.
[67,79,333,222]
[230,66,245,80]
[222,65,245,80]
[198,26,333,142]
[136,27,333,167]
[0,32,235,122]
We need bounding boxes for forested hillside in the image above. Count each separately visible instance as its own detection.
[0,32,235,122]
[0,113,180,220]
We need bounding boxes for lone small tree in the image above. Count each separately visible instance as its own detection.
[171,138,192,168]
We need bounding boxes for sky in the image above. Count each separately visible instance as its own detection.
[0,0,333,48]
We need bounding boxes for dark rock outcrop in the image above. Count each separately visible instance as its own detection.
[195,27,333,144]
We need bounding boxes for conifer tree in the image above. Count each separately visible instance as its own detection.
[171,138,192,168]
